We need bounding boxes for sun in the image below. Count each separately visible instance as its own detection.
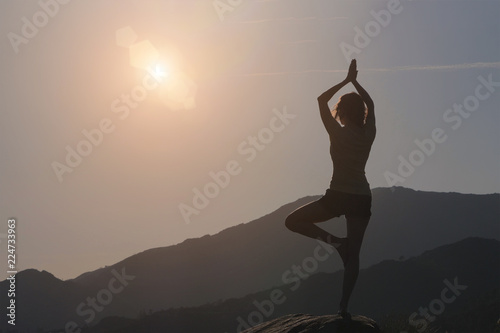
[148,63,168,82]
[139,51,198,111]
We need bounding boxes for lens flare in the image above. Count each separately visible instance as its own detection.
[148,64,168,82]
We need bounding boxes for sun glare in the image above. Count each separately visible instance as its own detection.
[140,49,197,111]
[148,63,168,82]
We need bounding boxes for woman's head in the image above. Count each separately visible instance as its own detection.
[333,92,366,127]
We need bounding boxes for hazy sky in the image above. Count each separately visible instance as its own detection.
[1,0,499,280]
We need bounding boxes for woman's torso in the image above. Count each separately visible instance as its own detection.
[329,123,375,196]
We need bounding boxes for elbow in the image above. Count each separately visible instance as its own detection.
[317,95,327,105]
[317,98,328,112]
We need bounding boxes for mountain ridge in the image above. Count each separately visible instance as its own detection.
[1,187,499,331]
[83,236,500,333]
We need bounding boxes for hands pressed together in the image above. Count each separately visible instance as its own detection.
[345,59,358,83]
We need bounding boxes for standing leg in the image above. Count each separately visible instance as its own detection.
[339,215,370,316]
[285,200,346,253]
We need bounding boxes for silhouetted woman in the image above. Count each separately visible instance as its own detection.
[285,59,375,319]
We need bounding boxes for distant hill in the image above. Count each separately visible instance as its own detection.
[84,237,500,333]
[1,187,499,332]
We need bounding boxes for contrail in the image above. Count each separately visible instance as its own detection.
[243,62,500,77]
[236,16,348,24]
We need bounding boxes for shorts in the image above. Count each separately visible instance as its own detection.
[317,189,372,219]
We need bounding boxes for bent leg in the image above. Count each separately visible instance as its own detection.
[339,215,370,314]
[285,200,344,247]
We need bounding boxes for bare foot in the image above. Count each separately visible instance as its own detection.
[338,309,352,321]
[324,235,348,267]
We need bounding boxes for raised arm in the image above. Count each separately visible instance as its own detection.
[317,78,349,133]
[317,60,358,133]
[352,79,375,124]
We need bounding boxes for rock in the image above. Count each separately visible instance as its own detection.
[242,313,380,333]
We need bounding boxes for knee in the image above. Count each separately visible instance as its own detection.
[285,214,300,232]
